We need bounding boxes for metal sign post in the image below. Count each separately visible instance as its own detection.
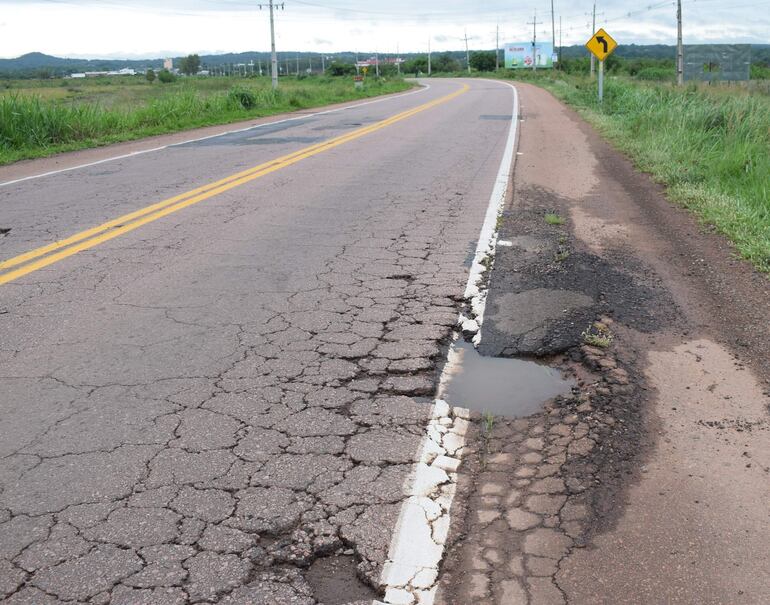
[586,28,617,104]
[598,59,604,103]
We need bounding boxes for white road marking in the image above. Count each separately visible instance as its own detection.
[0,84,431,189]
[378,80,520,605]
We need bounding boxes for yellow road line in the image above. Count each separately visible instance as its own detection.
[0,84,469,286]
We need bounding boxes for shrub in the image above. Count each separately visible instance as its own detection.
[157,69,176,84]
[227,86,258,109]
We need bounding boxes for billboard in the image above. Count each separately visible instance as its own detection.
[504,42,555,69]
[684,44,751,82]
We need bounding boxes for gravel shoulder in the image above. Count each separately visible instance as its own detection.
[436,82,770,605]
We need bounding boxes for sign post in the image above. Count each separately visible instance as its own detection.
[585,28,617,103]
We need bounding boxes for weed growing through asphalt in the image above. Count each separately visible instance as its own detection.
[554,249,571,262]
[480,411,495,468]
[545,213,566,226]
[582,322,614,348]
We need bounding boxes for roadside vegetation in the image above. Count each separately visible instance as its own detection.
[0,75,411,165]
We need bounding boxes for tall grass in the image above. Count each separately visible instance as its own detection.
[524,74,770,272]
[0,77,411,164]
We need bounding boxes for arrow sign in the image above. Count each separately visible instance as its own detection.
[596,36,608,53]
[585,28,617,62]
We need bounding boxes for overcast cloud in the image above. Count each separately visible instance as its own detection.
[0,0,768,59]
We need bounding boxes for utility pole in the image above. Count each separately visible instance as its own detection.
[676,0,684,85]
[428,38,432,76]
[258,1,283,90]
[551,0,556,57]
[296,54,299,76]
[496,24,500,71]
[559,16,563,68]
[321,55,325,73]
[464,29,471,74]
[590,2,597,78]
[527,11,543,72]
[375,51,380,77]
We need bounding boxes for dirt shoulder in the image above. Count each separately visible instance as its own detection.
[437,82,769,604]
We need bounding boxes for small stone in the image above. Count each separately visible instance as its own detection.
[499,578,527,604]
[529,477,566,495]
[479,482,505,496]
[523,437,544,451]
[523,528,571,559]
[476,509,501,524]
[505,508,541,531]
[525,494,567,516]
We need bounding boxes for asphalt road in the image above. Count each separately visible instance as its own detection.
[0,79,516,604]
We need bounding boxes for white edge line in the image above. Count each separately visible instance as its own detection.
[377,79,520,605]
[0,83,431,189]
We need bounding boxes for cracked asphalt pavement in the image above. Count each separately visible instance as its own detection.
[0,79,516,604]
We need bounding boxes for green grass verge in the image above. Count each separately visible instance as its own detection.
[0,76,412,165]
[494,71,770,273]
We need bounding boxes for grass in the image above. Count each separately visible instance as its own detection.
[498,70,770,273]
[582,322,614,348]
[545,213,566,225]
[0,75,412,165]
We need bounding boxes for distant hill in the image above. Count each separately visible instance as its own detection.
[1,44,768,77]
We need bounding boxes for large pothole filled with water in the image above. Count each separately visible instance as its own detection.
[438,339,574,417]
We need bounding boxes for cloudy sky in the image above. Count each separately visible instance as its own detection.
[0,0,768,59]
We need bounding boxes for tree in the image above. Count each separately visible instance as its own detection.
[157,69,176,83]
[469,51,497,72]
[179,54,201,76]
[326,61,356,76]
[402,56,429,75]
[145,69,156,83]
[432,52,460,73]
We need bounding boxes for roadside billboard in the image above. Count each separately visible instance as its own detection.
[504,42,555,69]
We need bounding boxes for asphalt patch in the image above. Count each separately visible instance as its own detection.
[480,185,680,358]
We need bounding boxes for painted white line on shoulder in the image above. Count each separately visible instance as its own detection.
[0,84,431,189]
[378,79,520,605]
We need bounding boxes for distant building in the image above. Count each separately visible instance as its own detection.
[163,58,173,70]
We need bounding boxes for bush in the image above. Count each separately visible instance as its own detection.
[227,86,258,109]
[146,69,156,83]
[157,69,176,84]
[635,67,674,81]
[327,61,355,76]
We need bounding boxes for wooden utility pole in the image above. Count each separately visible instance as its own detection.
[527,10,543,72]
[590,2,597,78]
[551,0,556,56]
[258,1,283,90]
[677,0,684,85]
[496,24,500,71]
[464,30,471,73]
[428,38,432,76]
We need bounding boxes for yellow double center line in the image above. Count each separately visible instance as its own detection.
[0,83,470,286]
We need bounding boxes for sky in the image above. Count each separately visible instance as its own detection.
[0,0,768,60]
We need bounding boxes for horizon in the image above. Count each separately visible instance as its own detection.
[1,0,769,61]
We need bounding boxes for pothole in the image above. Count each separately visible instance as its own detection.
[305,555,378,604]
[0,228,10,236]
[437,339,574,417]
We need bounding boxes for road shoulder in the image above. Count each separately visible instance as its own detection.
[436,82,770,604]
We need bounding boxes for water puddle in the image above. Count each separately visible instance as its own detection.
[305,555,377,604]
[438,340,574,418]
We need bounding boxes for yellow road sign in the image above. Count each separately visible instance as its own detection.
[585,28,617,62]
